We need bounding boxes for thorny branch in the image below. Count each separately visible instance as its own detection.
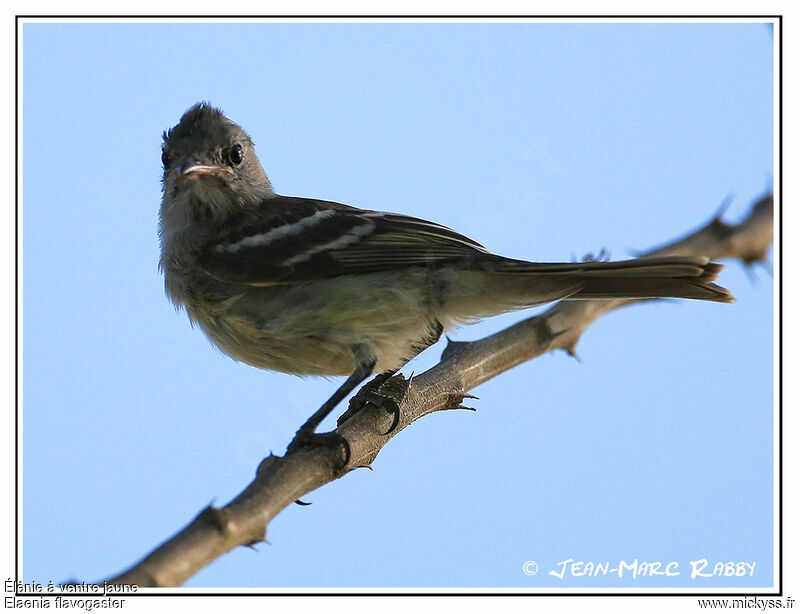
[103,194,773,587]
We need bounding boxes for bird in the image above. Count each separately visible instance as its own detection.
[158,102,733,454]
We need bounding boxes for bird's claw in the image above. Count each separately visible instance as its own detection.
[366,390,402,435]
[338,374,410,435]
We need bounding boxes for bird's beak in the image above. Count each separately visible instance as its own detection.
[176,158,232,177]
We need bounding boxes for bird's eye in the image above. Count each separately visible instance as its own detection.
[161,149,171,168]
[228,144,244,166]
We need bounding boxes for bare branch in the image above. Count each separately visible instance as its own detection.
[103,193,773,587]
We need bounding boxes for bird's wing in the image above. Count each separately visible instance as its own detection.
[198,195,492,285]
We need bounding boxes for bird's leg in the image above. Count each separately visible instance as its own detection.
[342,319,444,433]
[338,319,443,433]
[286,349,376,461]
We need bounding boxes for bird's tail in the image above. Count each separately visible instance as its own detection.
[485,255,734,303]
[437,255,733,327]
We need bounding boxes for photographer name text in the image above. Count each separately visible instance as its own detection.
[547,558,756,580]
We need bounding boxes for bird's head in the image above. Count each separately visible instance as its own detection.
[160,102,274,213]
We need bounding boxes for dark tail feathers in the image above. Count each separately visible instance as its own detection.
[487,256,734,303]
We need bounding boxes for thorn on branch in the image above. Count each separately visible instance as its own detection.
[443,389,480,412]
[702,216,735,243]
[441,337,472,361]
[243,537,268,551]
[256,454,280,477]
[534,317,561,347]
[713,192,735,221]
[197,505,231,536]
[563,344,582,363]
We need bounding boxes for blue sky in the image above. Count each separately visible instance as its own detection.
[20,19,774,590]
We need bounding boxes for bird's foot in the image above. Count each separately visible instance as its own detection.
[338,373,411,435]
